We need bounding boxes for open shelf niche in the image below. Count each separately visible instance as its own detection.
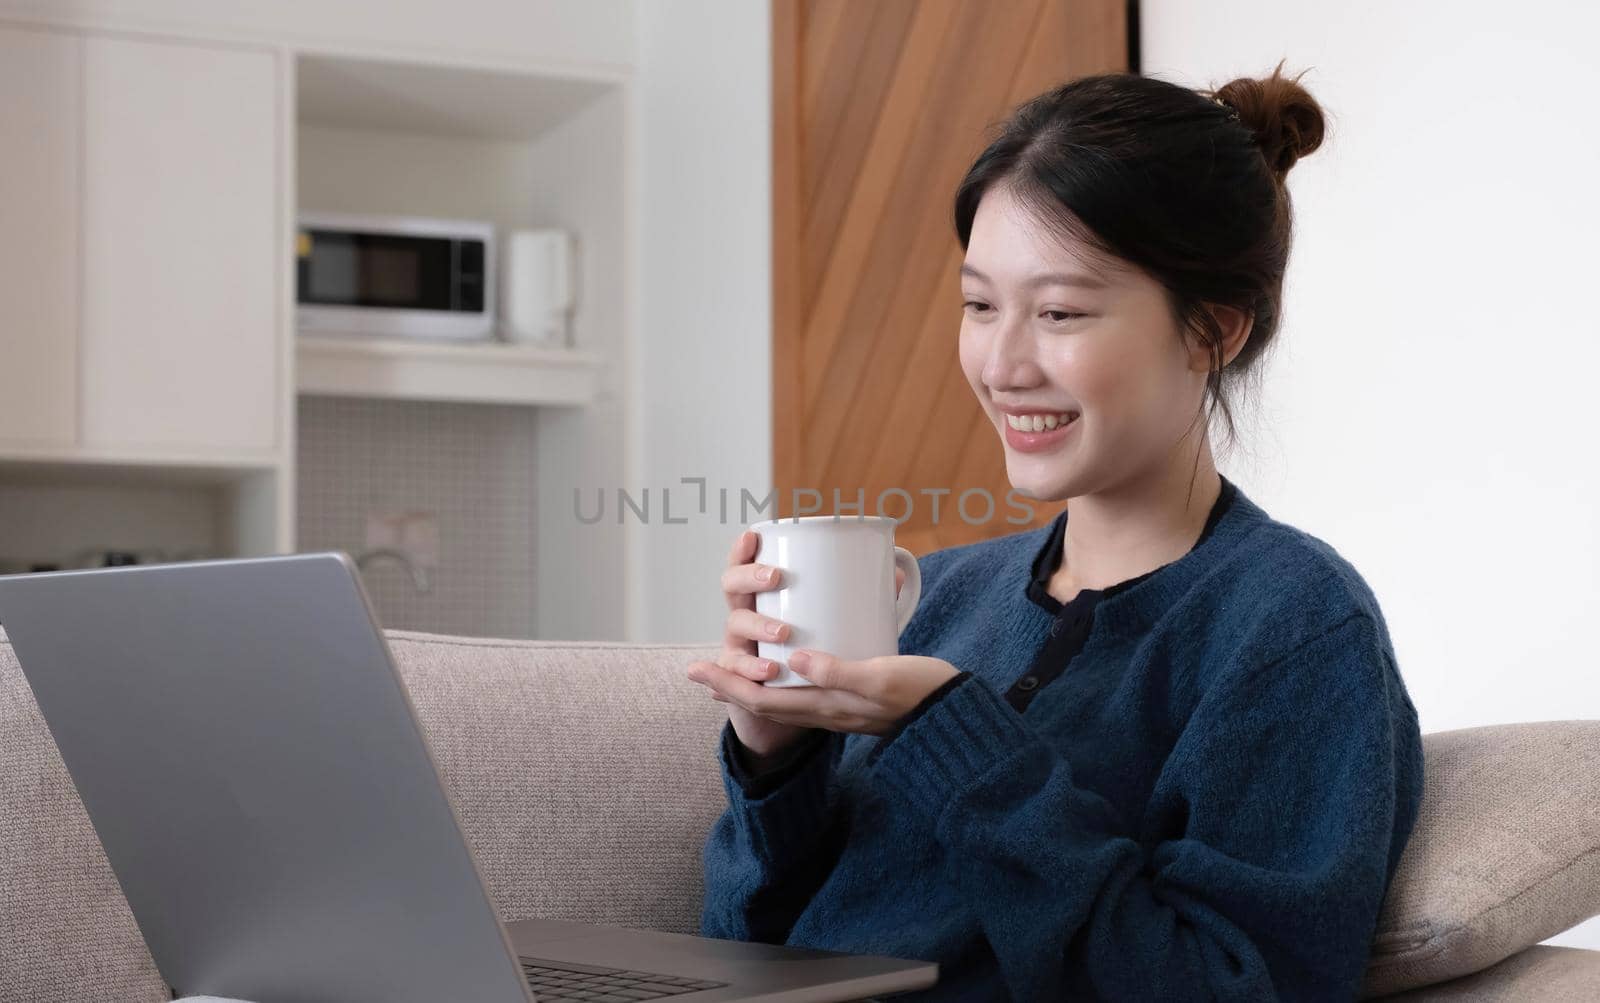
[0,459,282,574]
[291,51,630,640]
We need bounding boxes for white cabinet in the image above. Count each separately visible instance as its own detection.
[0,26,79,447]
[81,35,280,454]
[0,27,281,461]
[0,25,290,558]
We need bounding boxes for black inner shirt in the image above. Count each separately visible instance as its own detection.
[1007,475,1239,713]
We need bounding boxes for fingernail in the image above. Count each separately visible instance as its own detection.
[790,650,811,673]
[758,566,776,583]
[766,621,784,638]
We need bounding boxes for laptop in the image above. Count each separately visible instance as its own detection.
[0,552,937,1003]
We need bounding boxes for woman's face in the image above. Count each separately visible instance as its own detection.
[958,184,1215,502]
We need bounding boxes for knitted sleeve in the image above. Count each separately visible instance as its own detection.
[867,612,1424,1001]
[698,545,968,947]
[699,719,848,945]
[724,722,833,800]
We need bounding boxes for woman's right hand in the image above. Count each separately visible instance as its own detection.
[701,529,814,762]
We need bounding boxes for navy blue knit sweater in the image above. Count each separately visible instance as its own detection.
[700,477,1424,1001]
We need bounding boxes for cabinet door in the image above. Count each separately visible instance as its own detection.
[0,26,79,447]
[81,35,279,454]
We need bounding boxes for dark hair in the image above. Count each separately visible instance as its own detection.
[953,60,1326,464]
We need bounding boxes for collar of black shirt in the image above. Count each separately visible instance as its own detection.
[1024,475,1237,616]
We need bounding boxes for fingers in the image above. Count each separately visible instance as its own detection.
[685,658,875,728]
[725,529,758,568]
[688,659,816,724]
[790,649,879,701]
[723,531,761,611]
[687,658,776,712]
[717,648,781,683]
[720,560,783,599]
[723,607,790,652]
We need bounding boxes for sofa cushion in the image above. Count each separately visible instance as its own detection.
[1362,721,1600,996]
[382,630,726,933]
[1375,945,1600,1001]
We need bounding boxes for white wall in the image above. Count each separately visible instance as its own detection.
[1144,0,1600,951]
[631,0,773,643]
[522,87,631,641]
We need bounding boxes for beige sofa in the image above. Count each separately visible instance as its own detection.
[3,626,1597,1001]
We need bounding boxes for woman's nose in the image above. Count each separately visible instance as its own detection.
[981,318,1042,392]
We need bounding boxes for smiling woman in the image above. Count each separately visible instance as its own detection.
[692,63,1423,1003]
[954,61,1323,508]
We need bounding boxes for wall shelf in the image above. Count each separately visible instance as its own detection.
[295,335,602,406]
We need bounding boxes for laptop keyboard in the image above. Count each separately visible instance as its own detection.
[520,955,729,1001]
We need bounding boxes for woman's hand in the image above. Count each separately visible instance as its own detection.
[687,647,961,739]
[696,529,813,760]
[690,529,923,757]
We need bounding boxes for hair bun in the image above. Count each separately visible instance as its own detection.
[1210,60,1325,176]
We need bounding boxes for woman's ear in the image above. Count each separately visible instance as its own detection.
[1187,303,1254,373]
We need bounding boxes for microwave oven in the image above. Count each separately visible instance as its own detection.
[296,213,495,340]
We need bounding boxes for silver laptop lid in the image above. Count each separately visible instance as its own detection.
[0,553,534,1003]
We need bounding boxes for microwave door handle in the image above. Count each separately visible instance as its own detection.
[450,238,460,313]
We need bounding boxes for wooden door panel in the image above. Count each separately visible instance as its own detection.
[773,0,1127,553]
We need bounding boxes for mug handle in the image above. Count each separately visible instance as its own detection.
[892,546,922,632]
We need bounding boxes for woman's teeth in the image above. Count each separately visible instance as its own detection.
[1005,412,1076,432]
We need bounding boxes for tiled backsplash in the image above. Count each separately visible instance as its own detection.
[296,395,537,638]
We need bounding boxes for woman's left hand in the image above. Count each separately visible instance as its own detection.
[685,650,961,737]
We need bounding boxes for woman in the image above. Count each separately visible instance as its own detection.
[685,64,1423,1002]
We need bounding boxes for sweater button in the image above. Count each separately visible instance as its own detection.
[1017,676,1039,691]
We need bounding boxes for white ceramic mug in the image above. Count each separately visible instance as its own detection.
[749,515,922,687]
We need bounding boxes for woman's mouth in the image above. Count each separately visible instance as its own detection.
[1002,410,1080,452]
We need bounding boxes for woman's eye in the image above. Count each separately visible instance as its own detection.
[1043,310,1085,323]
[962,301,993,314]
